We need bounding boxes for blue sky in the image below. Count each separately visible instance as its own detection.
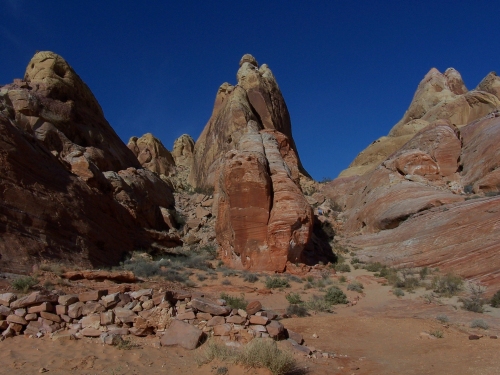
[1,1,499,180]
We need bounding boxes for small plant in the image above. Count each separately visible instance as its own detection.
[199,338,297,375]
[436,314,449,323]
[12,276,38,293]
[185,279,196,287]
[490,290,500,308]
[197,273,207,282]
[265,277,290,289]
[460,282,486,313]
[286,304,308,317]
[43,280,54,291]
[338,275,347,283]
[347,281,364,293]
[220,293,247,310]
[334,263,351,273]
[242,273,259,283]
[216,367,228,375]
[393,288,405,297]
[304,295,332,312]
[123,259,160,278]
[364,262,384,272]
[116,338,140,350]
[286,293,303,304]
[163,269,189,283]
[419,267,430,280]
[432,273,463,297]
[221,279,232,286]
[324,286,348,305]
[430,330,443,338]
[286,274,303,283]
[470,319,489,330]
[303,282,313,290]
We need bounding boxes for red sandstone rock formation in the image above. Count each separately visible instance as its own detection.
[324,68,500,289]
[127,133,176,176]
[0,52,179,273]
[189,54,309,189]
[341,68,500,178]
[216,121,315,272]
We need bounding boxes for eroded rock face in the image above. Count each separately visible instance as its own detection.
[325,100,500,289]
[0,51,177,272]
[340,68,500,178]
[216,122,313,272]
[172,134,194,169]
[189,54,309,188]
[127,133,176,176]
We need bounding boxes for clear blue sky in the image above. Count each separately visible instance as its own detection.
[1,1,499,180]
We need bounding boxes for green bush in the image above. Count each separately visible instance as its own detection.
[242,273,259,283]
[470,319,489,330]
[430,330,443,338]
[304,295,333,312]
[123,259,160,277]
[460,283,486,313]
[334,263,351,273]
[324,286,348,305]
[347,281,364,293]
[286,304,308,317]
[265,277,290,289]
[432,273,463,297]
[220,293,247,310]
[490,290,500,308]
[163,269,189,283]
[12,276,38,293]
[436,314,449,323]
[393,288,405,297]
[285,293,303,304]
[364,262,384,272]
[338,275,347,283]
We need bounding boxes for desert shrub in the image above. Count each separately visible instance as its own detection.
[216,367,228,375]
[364,262,384,272]
[240,338,297,375]
[220,293,247,310]
[460,283,486,313]
[43,280,54,291]
[436,314,449,323]
[419,267,430,280]
[470,319,489,330]
[285,293,303,305]
[123,260,160,277]
[314,279,326,289]
[351,257,360,264]
[334,263,351,273]
[286,274,303,283]
[324,286,348,305]
[338,275,347,283]
[347,281,364,293]
[286,304,308,317]
[378,266,401,285]
[40,263,65,275]
[303,282,313,290]
[222,269,239,277]
[304,295,332,312]
[242,273,259,283]
[464,184,474,194]
[265,277,290,289]
[490,290,500,308]
[12,276,38,293]
[306,275,314,282]
[185,279,196,287]
[430,330,443,338]
[182,254,211,271]
[221,279,232,286]
[393,288,405,297]
[163,269,189,283]
[432,273,463,297]
[197,273,207,282]
[197,244,217,260]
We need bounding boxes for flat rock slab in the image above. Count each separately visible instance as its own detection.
[10,292,58,309]
[160,320,204,350]
[246,301,262,315]
[191,297,230,316]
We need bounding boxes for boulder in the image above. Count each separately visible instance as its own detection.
[160,320,204,350]
[190,297,230,316]
[127,133,176,176]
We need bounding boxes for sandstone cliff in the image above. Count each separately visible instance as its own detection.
[340,68,500,178]
[0,52,180,273]
[324,67,500,289]
[127,133,176,177]
[189,54,310,189]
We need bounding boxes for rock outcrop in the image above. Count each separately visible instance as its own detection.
[324,67,500,289]
[340,68,500,178]
[172,134,195,169]
[127,133,176,176]
[216,121,317,272]
[0,51,179,273]
[189,54,309,189]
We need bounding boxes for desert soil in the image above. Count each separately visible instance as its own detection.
[1,261,499,375]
